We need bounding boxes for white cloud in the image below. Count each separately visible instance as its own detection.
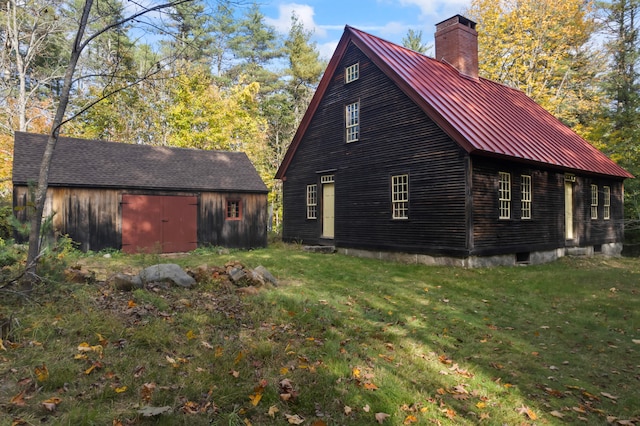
[265,3,327,38]
[317,40,339,60]
[395,0,470,18]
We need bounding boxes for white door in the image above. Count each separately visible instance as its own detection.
[322,182,335,239]
[564,181,574,240]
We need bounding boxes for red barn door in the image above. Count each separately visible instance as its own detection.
[122,195,197,254]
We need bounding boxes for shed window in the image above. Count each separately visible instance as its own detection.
[603,186,611,220]
[306,184,317,219]
[499,172,511,219]
[391,174,409,219]
[591,184,598,219]
[346,101,359,142]
[226,199,242,220]
[521,175,531,219]
[345,63,359,83]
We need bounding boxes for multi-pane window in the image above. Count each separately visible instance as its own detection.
[306,184,317,219]
[391,174,409,219]
[345,63,359,83]
[603,186,611,220]
[346,101,360,142]
[226,199,242,220]
[591,184,598,219]
[521,175,532,219]
[499,172,511,219]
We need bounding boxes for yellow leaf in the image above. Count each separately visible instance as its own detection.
[96,333,108,347]
[74,354,88,360]
[249,392,262,406]
[280,367,289,375]
[128,300,136,308]
[115,386,127,393]
[215,346,223,357]
[234,351,244,365]
[243,419,252,426]
[476,402,486,409]
[403,414,418,424]
[364,382,379,390]
[186,330,196,340]
[35,364,49,382]
[0,339,6,351]
[352,367,361,379]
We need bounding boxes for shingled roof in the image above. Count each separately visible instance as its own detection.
[276,25,632,180]
[13,132,268,193]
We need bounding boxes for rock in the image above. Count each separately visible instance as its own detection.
[253,265,278,286]
[64,267,96,284]
[228,267,246,284]
[139,264,195,288]
[107,273,143,291]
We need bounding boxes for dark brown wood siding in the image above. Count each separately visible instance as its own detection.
[282,42,469,255]
[199,192,267,249]
[13,186,267,251]
[471,157,625,255]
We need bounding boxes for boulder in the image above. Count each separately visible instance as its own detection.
[228,267,247,284]
[139,264,195,288]
[253,265,278,286]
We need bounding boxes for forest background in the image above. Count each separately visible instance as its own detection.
[1,0,640,235]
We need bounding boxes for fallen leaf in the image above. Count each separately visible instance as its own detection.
[352,367,361,378]
[115,386,127,393]
[601,392,618,400]
[141,382,156,403]
[476,402,486,409]
[41,397,61,412]
[249,392,262,406]
[403,414,418,424]
[364,382,379,390]
[0,339,6,351]
[267,405,279,418]
[311,421,327,426]
[201,341,213,350]
[127,300,136,308]
[10,391,26,406]
[549,410,564,418]
[344,405,352,415]
[35,363,48,382]
[234,351,244,365]
[215,346,223,357]
[186,330,196,340]
[632,339,640,344]
[375,412,390,424]
[285,414,305,424]
[517,405,537,420]
[363,404,370,412]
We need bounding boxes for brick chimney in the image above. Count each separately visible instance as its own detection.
[435,15,478,79]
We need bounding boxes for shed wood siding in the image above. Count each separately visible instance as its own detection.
[200,192,267,249]
[13,186,120,252]
[283,43,469,255]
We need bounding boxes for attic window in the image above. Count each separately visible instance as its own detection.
[345,63,359,83]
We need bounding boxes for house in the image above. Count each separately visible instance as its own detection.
[275,15,633,267]
[13,132,268,253]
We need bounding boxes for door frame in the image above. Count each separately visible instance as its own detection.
[564,178,574,240]
[321,175,335,239]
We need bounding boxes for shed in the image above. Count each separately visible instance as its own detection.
[276,15,632,266]
[12,132,268,253]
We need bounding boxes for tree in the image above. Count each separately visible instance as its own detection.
[210,0,237,77]
[466,0,601,126]
[402,29,430,54]
[24,0,194,284]
[161,0,214,65]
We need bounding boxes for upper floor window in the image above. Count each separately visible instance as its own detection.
[306,184,318,219]
[346,101,360,142]
[603,186,611,220]
[345,63,359,83]
[521,175,532,219]
[391,174,409,219]
[226,199,242,220]
[499,172,511,219]
[591,184,598,219]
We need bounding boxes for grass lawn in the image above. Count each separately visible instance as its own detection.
[1,244,639,425]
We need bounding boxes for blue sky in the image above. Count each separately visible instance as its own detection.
[260,0,473,59]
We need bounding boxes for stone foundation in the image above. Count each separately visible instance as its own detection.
[337,243,622,267]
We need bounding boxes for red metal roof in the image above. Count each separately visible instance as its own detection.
[277,26,632,180]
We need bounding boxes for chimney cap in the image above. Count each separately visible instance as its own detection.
[435,14,477,31]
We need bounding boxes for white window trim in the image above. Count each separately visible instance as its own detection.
[499,172,511,219]
[591,184,598,220]
[603,186,611,220]
[345,63,359,83]
[306,184,317,219]
[346,101,359,143]
[391,174,409,219]
[521,174,531,220]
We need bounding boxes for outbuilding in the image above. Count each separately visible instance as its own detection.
[13,132,268,253]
